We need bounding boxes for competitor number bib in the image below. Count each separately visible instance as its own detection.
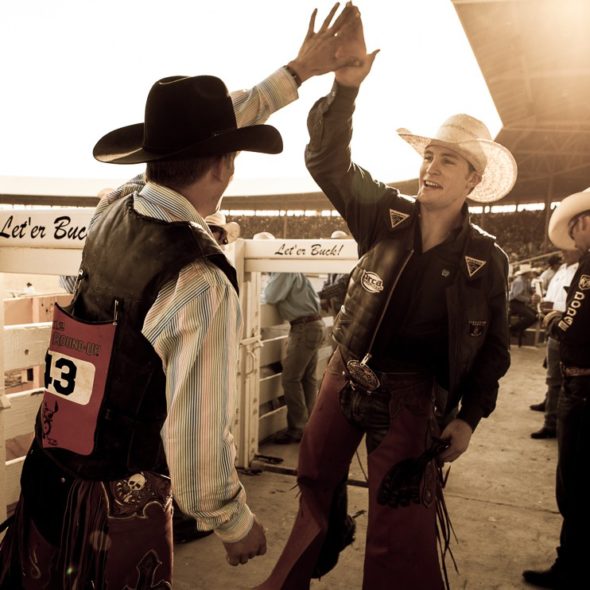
[41,304,116,455]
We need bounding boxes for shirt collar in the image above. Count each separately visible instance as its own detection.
[138,181,214,238]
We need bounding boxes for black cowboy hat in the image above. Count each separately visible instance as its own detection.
[93,75,283,164]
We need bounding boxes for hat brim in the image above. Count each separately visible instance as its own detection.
[548,190,590,249]
[396,130,517,203]
[94,122,283,164]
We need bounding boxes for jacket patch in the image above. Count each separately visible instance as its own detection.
[579,274,590,290]
[468,320,487,337]
[361,270,384,293]
[389,209,410,229]
[465,256,486,278]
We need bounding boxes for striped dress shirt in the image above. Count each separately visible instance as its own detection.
[85,68,298,542]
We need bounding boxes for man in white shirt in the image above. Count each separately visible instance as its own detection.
[530,249,581,438]
[539,253,562,295]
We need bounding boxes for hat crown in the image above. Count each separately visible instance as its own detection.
[330,230,349,239]
[435,114,492,143]
[431,114,492,173]
[253,232,275,240]
[205,211,227,226]
[143,75,237,153]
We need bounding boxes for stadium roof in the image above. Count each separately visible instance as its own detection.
[225,0,590,211]
[453,0,590,205]
[2,0,588,211]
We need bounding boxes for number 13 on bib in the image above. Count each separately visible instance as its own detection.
[41,304,117,455]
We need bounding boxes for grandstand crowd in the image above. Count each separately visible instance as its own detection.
[226,208,549,262]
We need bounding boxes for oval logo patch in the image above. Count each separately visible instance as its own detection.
[361,270,384,293]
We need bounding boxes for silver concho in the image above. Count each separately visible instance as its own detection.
[346,358,380,392]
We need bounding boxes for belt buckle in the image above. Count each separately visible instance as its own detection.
[346,353,380,392]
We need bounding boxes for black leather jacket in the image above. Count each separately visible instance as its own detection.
[305,83,510,430]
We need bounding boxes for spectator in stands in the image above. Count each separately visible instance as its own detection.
[0,5,364,587]
[254,231,325,444]
[257,5,516,589]
[539,253,562,295]
[523,187,590,589]
[205,211,241,247]
[530,249,581,439]
[509,263,540,344]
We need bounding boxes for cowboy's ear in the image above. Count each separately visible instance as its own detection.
[467,170,482,192]
[212,153,236,179]
[210,155,229,181]
[224,152,236,175]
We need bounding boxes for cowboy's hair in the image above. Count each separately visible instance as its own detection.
[146,154,230,188]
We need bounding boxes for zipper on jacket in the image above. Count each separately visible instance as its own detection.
[364,247,415,357]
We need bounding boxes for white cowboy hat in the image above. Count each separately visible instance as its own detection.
[548,187,590,249]
[330,230,349,239]
[515,263,534,276]
[253,231,276,240]
[204,211,241,244]
[397,114,518,203]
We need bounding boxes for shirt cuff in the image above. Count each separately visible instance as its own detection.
[329,81,360,108]
[214,503,255,544]
[262,67,300,110]
[456,405,484,432]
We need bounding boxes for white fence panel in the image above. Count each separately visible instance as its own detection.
[0,219,359,521]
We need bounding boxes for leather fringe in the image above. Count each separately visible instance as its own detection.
[57,479,108,589]
[435,465,458,590]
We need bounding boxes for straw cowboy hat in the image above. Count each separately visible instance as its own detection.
[93,75,282,164]
[397,114,518,203]
[253,232,276,240]
[548,187,590,249]
[205,211,241,244]
[514,263,534,277]
[330,230,349,239]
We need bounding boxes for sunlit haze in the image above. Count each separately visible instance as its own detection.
[0,0,501,197]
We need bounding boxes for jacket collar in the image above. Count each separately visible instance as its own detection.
[387,199,495,281]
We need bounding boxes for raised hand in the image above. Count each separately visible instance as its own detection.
[287,2,363,83]
[334,3,379,88]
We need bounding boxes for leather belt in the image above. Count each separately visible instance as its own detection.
[290,314,322,326]
[562,365,590,377]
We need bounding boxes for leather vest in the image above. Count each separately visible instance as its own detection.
[334,202,498,397]
[34,196,238,480]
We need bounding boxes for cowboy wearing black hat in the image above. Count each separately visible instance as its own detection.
[0,5,364,588]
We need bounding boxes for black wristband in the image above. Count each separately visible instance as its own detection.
[284,64,302,87]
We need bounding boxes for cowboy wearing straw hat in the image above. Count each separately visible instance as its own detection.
[205,211,241,246]
[523,188,590,589]
[508,262,540,346]
[257,5,517,590]
[0,5,366,587]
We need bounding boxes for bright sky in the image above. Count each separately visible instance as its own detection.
[0,0,501,197]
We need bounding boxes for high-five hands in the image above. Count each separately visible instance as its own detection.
[334,2,380,87]
[288,2,364,83]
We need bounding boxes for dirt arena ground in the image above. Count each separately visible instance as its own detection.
[174,343,561,589]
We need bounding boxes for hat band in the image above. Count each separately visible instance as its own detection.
[143,126,237,153]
